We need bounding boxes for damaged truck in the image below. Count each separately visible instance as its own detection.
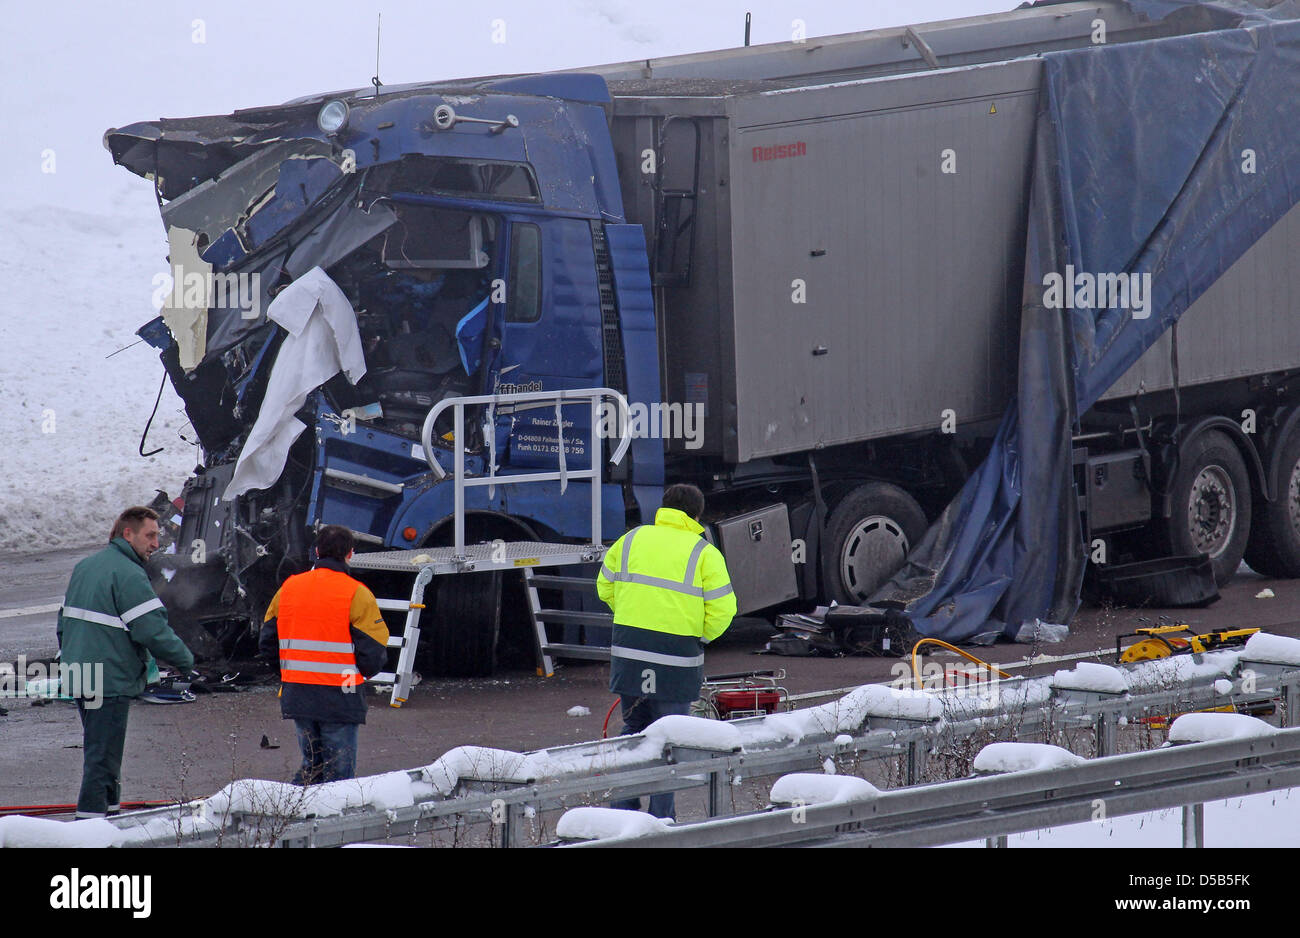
[106,0,1300,672]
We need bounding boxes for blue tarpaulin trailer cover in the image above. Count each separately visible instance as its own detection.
[871,4,1300,643]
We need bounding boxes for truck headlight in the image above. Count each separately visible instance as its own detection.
[317,99,350,135]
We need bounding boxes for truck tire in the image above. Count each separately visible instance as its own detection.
[1159,429,1251,587]
[423,571,503,677]
[1245,424,1300,578]
[821,482,928,605]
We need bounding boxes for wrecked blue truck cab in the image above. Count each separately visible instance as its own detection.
[109,2,1300,674]
[106,75,663,661]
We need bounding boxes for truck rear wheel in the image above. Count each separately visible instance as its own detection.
[821,482,928,605]
[1159,429,1251,587]
[422,571,503,677]
[1245,424,1300,578]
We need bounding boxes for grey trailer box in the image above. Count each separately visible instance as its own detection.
[600,2,1300,465]
[610,60,1037,463]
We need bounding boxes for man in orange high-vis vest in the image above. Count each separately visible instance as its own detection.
[259,526,389,784]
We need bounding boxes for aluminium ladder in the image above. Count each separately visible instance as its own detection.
[523,564,614,677]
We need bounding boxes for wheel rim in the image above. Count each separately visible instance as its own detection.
[839,515,910,603]
[1187,465,1237,559]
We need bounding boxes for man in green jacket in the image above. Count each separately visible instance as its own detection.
[57,506,195,819]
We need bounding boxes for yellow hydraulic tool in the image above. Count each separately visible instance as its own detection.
[1115,625,1260,663]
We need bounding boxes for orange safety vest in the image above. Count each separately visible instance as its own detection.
[276,568,364,688]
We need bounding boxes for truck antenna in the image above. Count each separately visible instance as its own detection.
[744,12,751,46]
[372,13,384,97]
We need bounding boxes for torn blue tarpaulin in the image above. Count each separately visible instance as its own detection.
[872,10,1300,642]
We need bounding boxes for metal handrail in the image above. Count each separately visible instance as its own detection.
[419,387,632,555]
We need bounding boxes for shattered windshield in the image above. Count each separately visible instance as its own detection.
[324,204,501,440]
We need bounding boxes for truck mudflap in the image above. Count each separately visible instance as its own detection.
[870,6,1300,641]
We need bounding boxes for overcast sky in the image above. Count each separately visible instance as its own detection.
[3,0,1013,215]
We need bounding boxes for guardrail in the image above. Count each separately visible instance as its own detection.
[419,387,631,556]
[567,728,1300,848]
[74,649,1300,847]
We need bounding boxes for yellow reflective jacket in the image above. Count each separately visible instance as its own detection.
[597,508,737,642]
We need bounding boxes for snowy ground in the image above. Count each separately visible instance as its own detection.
[949,788,1300,847]
[0,194,198,552]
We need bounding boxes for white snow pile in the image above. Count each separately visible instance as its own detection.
[1214,679,1235,695]
[0,815,124,848]
[641,714,742,751]
[420,746,530,794]
[1168,712,1278,744]
[1125,649,1241,690]
[567,705,592,717]
[1242,632,1300,666]
[0,205,197,553]
[769,773,879,805]
[419,717,741,793]
[115,812,223,846]
[1051,661,1130,694]
[973,742,1086,774]
[555,807,671,842]
[204,772,420,819]
[737,683,940,747]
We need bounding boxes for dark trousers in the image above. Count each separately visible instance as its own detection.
[292,719,359,785]
[75,696,131,818]
[610,696,692,819]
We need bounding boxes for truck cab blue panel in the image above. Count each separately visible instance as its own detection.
[496,217,604,478]
[604,223,663,487]
[388,481,624,547]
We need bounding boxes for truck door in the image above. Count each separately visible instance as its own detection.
[492,217,605,475]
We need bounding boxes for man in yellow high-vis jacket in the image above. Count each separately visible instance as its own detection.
[597,483,737,818]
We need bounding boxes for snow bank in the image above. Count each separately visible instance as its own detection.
[205,772,418,819]
[642,714,742,751]
[118,814,222,846]
[1168,712,1277,744]
[0,815,123,848]
[0,206,197,553]
[973,742,1085,774]
[1242,632,1300,666]
[1126,650,1241,689]
[769,773,879,805]
[1051,661,1130,694]
[420,746,529,794]
[736,684,940,747]
[555,807,670,841]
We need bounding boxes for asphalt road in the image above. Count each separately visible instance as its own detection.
[4,545,1300,818]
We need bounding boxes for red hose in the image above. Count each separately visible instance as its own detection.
[0,800,175,818]
[601,698,620,738]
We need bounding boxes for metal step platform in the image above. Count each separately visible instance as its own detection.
[348,541,606,576]
[349,542,607,706]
